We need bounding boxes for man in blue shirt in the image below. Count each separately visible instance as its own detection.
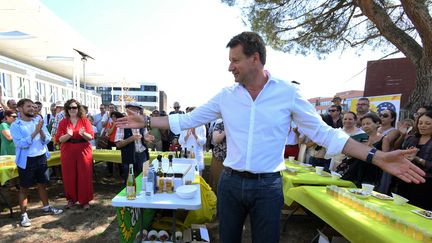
[11,98,63,227]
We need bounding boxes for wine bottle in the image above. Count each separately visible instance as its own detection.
[166,154,174,193]
[156,155,164,193]
[126,164,136,200]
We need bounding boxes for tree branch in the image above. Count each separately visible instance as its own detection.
[355,0,423,64]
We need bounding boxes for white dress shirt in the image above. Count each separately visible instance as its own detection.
[169,72,349,173]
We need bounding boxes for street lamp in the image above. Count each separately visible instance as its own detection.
[73,48,94,105]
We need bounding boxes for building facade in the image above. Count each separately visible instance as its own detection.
[97,82,159,112]
[0,55,101,115]
[159,90,167,113]
[308,90,364,114]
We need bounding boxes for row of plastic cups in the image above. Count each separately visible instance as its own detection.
[326,186,430,241]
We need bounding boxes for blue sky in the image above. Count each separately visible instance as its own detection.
[41,0,396,109]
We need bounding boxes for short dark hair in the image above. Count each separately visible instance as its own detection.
[344,111,357,120]
[110,111,124,119]
[35,101,42,106]
[360,112,381,124]
[17,99,33,108]
[226,32,267,65]
[330,105,342,112]
[358,97,370,104]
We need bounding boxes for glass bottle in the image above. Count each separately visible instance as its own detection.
[165,154,175,193]
[126,164,136,200]
[156,155,164,193]
[146,166,155,199]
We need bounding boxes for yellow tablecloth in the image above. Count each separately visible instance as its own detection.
[282,161,356,205]
[287,186,432,243]
[0,150,213,185]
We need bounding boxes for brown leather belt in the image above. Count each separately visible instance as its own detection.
[224,167,280,179]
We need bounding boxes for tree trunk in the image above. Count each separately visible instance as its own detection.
[406,57,432,112]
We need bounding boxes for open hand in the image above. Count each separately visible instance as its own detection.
[116,109,145,129]
[35,119,44,133]
[375,148,425,184]
[79,127,85,136]
[67,127,73,136]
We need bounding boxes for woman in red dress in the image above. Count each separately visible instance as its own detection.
[56,99,94,210]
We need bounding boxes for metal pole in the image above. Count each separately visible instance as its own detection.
[82,57,87,105]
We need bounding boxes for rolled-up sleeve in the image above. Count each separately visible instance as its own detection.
[291,87,349,156]
[168,91,222,135]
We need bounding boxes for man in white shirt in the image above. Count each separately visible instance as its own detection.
[117,32,425,243]
[93,104,106,139]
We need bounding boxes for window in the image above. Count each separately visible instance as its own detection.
[0,72,12,97]
[35,81,46,101]
[17,77,31,99]
[143,85,157,92]
[137,95,156,102]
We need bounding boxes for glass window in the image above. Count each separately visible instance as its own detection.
[0,72,12,97]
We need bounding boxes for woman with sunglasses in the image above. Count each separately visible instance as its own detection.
[378,109,400,149]
[56,99,94,210]
[0,109,17,155]
[397,111,432,210]
[376,109,400,193]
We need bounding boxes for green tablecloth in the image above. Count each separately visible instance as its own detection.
[287,186,432,243]
[0,150,212,185]
[282,161,356,205]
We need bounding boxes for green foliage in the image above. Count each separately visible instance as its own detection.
[222,0,424,58]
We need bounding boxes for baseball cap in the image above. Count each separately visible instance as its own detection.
[125,102,143,109]
[55,101,64,107]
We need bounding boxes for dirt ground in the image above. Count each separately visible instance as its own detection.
[0,163,324,243]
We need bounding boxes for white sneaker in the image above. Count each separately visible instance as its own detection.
[42,206,64,215]
[20,213,31,227]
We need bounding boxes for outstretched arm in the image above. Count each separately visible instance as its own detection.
[116,109,170,129]
[342,138,425,184]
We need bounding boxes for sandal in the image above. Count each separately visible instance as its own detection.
[65,200,75,209]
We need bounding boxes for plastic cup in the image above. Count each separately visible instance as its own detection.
[391,193,409,205]
[111,147,117,151]
[315,166,324,175]
[288,156,295,162]
[361,183,374,194]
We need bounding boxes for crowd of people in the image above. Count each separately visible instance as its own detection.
[287,97,432,211]
[0,32,429,243]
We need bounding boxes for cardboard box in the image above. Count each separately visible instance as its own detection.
[183,224,210,243]
[317,227,349,243]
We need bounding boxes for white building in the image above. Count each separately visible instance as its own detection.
[0,55,101,115]
[98,82,159,112]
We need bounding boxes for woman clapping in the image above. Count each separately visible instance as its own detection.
[56,99,94,210]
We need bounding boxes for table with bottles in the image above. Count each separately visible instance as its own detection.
[112,155,201,242]
[286,186,432,243]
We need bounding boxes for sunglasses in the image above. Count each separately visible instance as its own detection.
[67,106,78,110]
[414,112,424,117]
[328,109,338,112]
[380,113,390,118]
[174,106,180,109]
